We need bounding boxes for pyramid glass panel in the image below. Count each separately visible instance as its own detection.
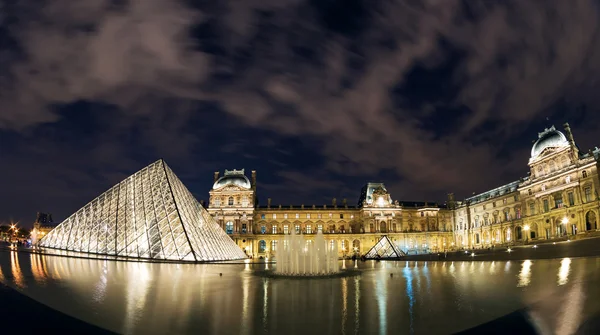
[39,160,247,262]
[364,236,405,259]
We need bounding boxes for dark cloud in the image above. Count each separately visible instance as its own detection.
[2,0,600,226]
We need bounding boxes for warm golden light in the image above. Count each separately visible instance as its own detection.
[523,225,530,231]
[518,260,532,287]
[557,258,571,286]
[561,217,569,225]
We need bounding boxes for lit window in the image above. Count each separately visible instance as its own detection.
[329,213,333,218]
[529,203,535,216]
[317,224,323,233]
[271,240,277,251]
[295,213,299,219]
[228,197,234,206]
[284,213,288,219]
[259,240,266,253]
[318,214,322,219]
[568,192,575,206]
[272,225,277,234]
[272,214,276,219]
[307,213,311,219]
[306,225,312,234]
[350,214,354,219]
[585,187,592,202]
[295,225,300,234]
[214,198,221,206]
[341,240,346,250]
[555,194,563,208]
[284,225,289,234]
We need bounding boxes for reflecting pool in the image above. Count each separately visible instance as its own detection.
[1,251,600,335]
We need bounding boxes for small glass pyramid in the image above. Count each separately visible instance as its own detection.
[39,159,247,262]
[364,235,405,259]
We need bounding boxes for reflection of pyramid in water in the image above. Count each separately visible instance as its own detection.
[40,159,247,262]
[364,235,405,259]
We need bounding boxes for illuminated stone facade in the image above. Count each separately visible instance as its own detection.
[209,123,599,258]
[209,179,455,258]
[453,123,600,249]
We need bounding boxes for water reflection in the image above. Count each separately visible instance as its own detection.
[10,251,25,288]
[555,262,584,335]
[0,253,598,335]
[403,263,415,334]
[376,272,388,335]
[354,276,360,334]
[518,260,532,287]
[341,277,348,334]
[557,258,571,286]
[241,274,251,335]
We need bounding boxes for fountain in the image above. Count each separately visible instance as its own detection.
[274,230,340,276]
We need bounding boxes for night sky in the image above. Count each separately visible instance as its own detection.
[1,0,600,228]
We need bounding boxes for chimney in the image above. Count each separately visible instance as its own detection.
[251,170,257,188]
[332,198,337,208]
[213,171,220,183]
[267,198,272,208]
[342,198,347,208]
[301,204,304,209]
[563,123,575,145]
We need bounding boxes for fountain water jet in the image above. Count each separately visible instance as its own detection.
[274,230,339,276]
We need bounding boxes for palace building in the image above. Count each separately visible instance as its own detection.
[208,123,599,259]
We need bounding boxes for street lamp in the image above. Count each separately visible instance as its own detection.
[523,225,530,243]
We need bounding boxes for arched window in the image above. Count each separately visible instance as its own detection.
[214,198,221,206]
[225,221,234,234]
[259,240,266,253]
[228,197,234,206]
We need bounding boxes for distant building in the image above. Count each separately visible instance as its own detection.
[33,212,56,239]
[209,123,599,258]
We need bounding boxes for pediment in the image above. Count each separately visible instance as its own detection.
[214,184,249,192]
[538,147,557,157]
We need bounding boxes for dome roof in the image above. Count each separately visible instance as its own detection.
[531,126,569,159]
[213,169,251,189]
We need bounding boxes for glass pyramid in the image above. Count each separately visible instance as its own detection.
[364,235,405,259]
[39,159,247,262]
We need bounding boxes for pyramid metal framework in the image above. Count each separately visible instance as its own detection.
[364,235,406,259]
[39,159,247,262]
